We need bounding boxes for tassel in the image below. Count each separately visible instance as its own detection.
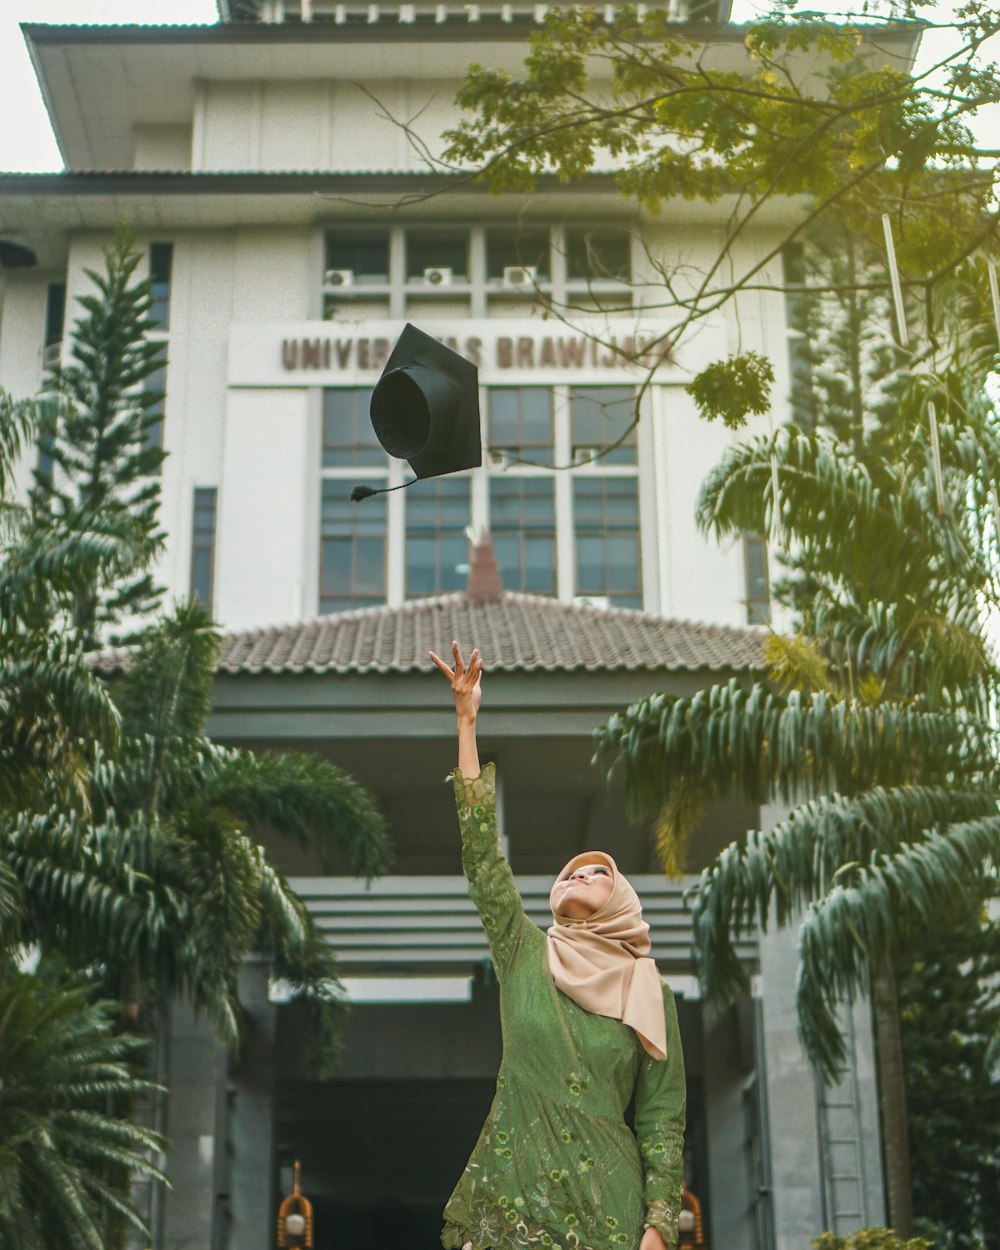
[989,262,1000,344]
[350,484,381,502]
[927,400,945,516]
[882,214,909,350]
[770,450,783,548]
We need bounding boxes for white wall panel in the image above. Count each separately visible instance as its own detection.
[133,124,192,171]
[329,80,409,171]
[260,81,328,170]
[0,273,51,504]
[154,232,236,602]
[215,387,312,629]
[657,386,745,627]
[232,228,312,323]
[199,82,260,170]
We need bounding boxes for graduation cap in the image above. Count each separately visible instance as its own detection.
[351,323,481,502]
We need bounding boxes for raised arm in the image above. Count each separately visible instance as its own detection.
[429,642,528,977]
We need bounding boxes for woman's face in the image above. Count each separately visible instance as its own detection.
[552,860,614,920]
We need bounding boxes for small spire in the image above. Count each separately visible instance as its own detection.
[466,531,503,604]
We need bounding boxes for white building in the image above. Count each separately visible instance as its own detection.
[0,5,921,1248]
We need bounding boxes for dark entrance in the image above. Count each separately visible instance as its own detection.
[278,1076,497,1250]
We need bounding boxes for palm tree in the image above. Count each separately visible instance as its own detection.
[0,969,165,1250]
[595,259,1000,1234]
[6,600,390,1065]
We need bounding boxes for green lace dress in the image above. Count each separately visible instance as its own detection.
[442,765,685,1250]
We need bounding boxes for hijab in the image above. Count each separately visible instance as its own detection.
[547,850,668,1061]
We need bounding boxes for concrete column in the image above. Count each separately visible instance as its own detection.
[161,999,226,1250]
[757,806,886,1247]
[758,917,825,1249]
[702,997,758,1250]
[226,960,278,1250]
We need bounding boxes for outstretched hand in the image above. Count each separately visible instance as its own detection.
[429,641,483,722]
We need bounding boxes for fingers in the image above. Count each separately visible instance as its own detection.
[428,650,455,679]
[428,645,484,683]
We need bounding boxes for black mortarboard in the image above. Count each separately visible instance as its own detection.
[356,325,480,498]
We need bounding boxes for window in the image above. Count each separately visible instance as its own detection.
[489,388,554,467]
[44,282,66,358]
[486,228,550,281]
[406,229,469,283]
[149,243,173,330]
[190,488,218,609]
[743,535,771,625]
[325,230,390,285]
[573,478,641,608]
[143,365,166,457]
[405,478,472,597]
[490,477,556,595]
[320,481,387,612]
[570,386,637,466]
[323,388,384,469]
[565,227,631,283]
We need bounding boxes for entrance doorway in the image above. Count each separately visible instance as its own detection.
[278,1077,497,1250]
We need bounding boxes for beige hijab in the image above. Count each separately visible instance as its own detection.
[547,850,667,1061]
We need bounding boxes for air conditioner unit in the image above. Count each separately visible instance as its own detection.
[423,267,453,287]
[42,341,62,368]
[502,265,537,289]
[325,268,354,287]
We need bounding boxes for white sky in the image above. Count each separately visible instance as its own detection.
[0,0,994,172]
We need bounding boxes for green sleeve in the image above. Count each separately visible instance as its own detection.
[633,984,686,1248]
[452,763,528,978]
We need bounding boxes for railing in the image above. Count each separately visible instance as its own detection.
[250,0,694,24]
[289,873,759,974]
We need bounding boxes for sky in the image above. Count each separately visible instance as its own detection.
[0,0,995,172]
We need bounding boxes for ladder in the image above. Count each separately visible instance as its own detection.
[816,1004,870,1233]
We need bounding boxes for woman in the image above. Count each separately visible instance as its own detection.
[429,641,686,1250]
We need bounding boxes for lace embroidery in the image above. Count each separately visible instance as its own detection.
[645,1199,680,1246]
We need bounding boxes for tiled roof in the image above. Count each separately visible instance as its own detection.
[93,593,766,677]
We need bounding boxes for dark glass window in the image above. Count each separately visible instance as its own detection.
[190,487,218,609]
[323,389,384,469]
[486,228,550,280]
[405,478,472,597]
[490,477,556,595]
[320,481,387,611]
[143,365,166,457]
[149,243,173,330]
[570,386,637,466]
[44,282,66,350]
[406,230,469,282]
[565,227,631,282]
[743,535,771,625]
[325,231,390,285]
[573,478,641,608]
[489,388,553,467]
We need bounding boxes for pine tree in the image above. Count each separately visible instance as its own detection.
[899,897,1000,1250]
[33,224,167,650]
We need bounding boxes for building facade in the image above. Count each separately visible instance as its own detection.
[0,5,919,1247]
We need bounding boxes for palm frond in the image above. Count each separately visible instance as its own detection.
[0,391,39,496]
[689,786,999,1003]
[197,743,391,878]
[596,679,989,828]
[0,972,165,1249]
[795,816,1000,1081]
